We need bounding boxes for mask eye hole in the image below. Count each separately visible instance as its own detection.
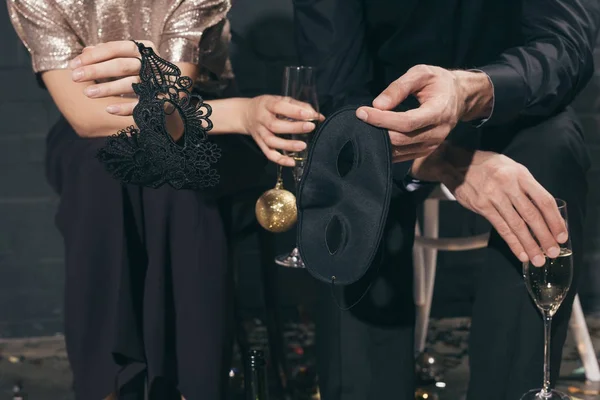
[336,140,356,178]
[325,215,344,255]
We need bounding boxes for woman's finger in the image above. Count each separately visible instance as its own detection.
[277,97,325,121]
[72,58,142,82]
[262,115,316,135]
[259,127,307,154]
[270,99,321,122]
[70,40,155,68]
[491,193,545,266]
[84,76,139,98]
[106,101,138,116]
[252,133,296,167]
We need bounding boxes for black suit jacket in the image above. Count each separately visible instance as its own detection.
[293,0,600,128]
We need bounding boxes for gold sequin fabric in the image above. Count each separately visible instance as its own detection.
[7,0,233,92]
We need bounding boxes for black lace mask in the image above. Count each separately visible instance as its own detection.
[97,41,220,190]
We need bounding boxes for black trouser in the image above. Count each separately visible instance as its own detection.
[315,108,590,400]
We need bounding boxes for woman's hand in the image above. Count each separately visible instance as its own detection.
[242,95,324,167]
[68,40,160,116]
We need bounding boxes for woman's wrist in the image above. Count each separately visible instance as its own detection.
[206,97,252,135]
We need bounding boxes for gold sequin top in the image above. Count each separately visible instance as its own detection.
[7,0,234,93]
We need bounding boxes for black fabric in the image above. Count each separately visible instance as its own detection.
[293,0,600,128]
[208,134,268,199]
[312,189,417,400]
[297,107,393,285]
[47,117,228,400]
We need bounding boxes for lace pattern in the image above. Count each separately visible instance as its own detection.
[97,41,221,190]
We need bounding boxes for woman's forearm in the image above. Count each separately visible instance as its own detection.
[42,60,202,138]
[206,98,251,135]
[43,70,137,137]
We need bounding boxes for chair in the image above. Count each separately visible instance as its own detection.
[413,184,600,382]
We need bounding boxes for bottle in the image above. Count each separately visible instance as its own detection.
[12,381,25,400]
[245,349,269,400]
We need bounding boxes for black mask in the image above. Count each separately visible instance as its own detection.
[296,106,393,286]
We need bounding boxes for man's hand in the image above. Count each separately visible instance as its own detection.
[411,145,568,267]
[356,65,493,163]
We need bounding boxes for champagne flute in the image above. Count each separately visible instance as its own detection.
[275,66,319,268]
[521,199,573,400]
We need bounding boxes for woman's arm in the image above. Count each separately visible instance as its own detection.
[41,43,200,138]
[72,41,323,166]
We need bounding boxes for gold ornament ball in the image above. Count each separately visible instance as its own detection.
[255,188,298,233]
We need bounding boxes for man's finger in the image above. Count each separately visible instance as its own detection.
[484,207,529,262]
[372,66,427,110]
[520,174,568,244]
[511,191,559,259]
[491,194,545,266]
[392,149,436,163]
[356,105,439,133]
[391,143,438,162]
[388,125,446,149]
[391,141,434,154]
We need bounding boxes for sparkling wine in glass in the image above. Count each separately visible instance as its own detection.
[275,66,319,268]
[520,199,573,400]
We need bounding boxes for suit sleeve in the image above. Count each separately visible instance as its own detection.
[479,0,600,125]
[292,0,372,114]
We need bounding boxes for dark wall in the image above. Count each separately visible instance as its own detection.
[0,0,599,338]
[572,46,600,307]
[0,1,64,337]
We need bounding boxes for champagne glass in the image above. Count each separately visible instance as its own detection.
[521,199,573,400]
[275,66,319,268]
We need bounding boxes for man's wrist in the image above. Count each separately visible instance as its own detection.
[410,143,470,192]
[409,152,447,184]
[452,70,494,122]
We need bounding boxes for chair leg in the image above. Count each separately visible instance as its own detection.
[569,294,600,382]
[414,223,428,353]
[415,199,441,353]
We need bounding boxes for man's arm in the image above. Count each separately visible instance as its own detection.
[354,0,600,161]
[480,0,600,125]
[292,0,372,114]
